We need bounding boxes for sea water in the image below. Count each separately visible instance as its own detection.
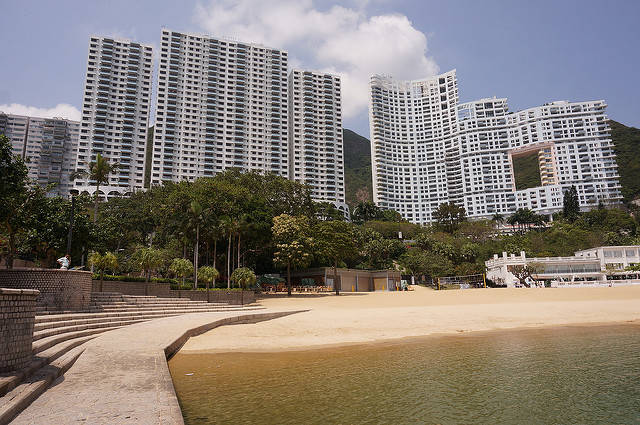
[169,324,640,424]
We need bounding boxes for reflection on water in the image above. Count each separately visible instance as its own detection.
[169,325,640,425]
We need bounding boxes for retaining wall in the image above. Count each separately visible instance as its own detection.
[91,280,171,298]
[0,288,39,373]
[168,289,256,305]
[0,269,92,310]
[91,280,255,305]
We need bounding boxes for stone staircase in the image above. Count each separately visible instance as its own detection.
[0,292,263,424]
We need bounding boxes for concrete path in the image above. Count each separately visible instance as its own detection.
[12,309,302,424]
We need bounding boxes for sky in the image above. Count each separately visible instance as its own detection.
[1,0,638,137]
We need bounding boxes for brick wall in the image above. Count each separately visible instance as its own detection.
[0,288,38,373]
[0,269,92,310]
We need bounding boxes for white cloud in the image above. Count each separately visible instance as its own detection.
[194,0,438,118]
[0,103,82,121]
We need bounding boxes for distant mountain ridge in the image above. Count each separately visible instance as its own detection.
[341,119,640,209]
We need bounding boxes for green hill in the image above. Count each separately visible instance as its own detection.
[341,120,640,208]
[609,120,640,203]
[343,129,372,208]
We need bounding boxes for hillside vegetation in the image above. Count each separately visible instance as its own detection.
[343,129,372,207]
[609,120,640,203]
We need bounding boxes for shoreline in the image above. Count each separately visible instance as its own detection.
[178,285,640,354]
[175,319,640,355]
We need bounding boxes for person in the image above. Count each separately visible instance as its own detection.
[57,254,71,270]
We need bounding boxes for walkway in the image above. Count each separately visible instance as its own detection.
[12,309,302,424]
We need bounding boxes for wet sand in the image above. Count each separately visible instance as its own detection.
[180,285,640,353]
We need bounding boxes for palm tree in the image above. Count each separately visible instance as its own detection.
[220,215,238,289]
[491,213,504,225]
[71,153,120,223]
[189,200,203,289]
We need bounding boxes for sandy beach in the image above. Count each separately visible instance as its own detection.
[180,285,640,353]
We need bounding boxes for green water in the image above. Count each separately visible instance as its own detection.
[169,325,640,424]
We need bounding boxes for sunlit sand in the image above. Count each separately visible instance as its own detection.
[181,285,640,352]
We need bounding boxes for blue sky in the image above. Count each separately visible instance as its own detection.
[1,0,638,137]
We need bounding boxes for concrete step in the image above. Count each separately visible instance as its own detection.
[34,305,263,324]
[32,326,124,356]
[0,345,85,424]
[0,335,96,398]
[32,319,147,342]
[87,304,242,312]
[34,312,182,332]
[90,300,219,307]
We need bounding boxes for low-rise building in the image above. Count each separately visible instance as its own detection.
[485,246,640,287]
[291,268,402,292]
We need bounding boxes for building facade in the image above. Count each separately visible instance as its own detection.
[486,246,640,287]
[369,70,622,224]
[75,36,153,197]
[288,69,347,215]
[0,112,79,197]
[369,70,459,223]
[151,29,289,185]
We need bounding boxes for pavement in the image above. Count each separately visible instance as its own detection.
[12,309,302,424]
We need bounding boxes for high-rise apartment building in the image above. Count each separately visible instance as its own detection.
[0,112,79,197]
[151,29,289,184]
[288,69,347,214]
[369,70,459,223]
[369,70,621,224]
[76,36,153,196]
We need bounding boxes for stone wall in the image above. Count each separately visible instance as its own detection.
[0,288,38,373]
[91,280,171,298]
[168,289,256,305]
[91,280,255,305]
[0,269,92,310]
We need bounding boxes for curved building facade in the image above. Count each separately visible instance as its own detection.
[369,70,459,223]
[369,70,621,224]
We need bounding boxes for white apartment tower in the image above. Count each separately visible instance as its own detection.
[288,69,347,214]
[369,70,622,224]
[0,112,79,197]
[151,30,289,184]
[369,71,459,223]
[76,36,153,196]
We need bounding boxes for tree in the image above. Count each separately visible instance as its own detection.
[190,200,203,289]
[131,247,164,282]
[170,258,193,288]
[72,153,120,223]
[625,264,640,272]
[198,266,220,290]
[315,220,357,295]
[230,267,256,289]
[0,134,29,268]
[491,213,505,225]
[562,185,580,222]
[378,209,404,222]
[199,265,220,302]
[351,201,380,224]
[89,251,118,291]
[1,184,49,269]
[508,263,542,287]
[314,202,345,221]
[398,249,454,284]
[433,202,466,233]
[272,214,314,296]
[356,228,406,270]
[508,208,545,233]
